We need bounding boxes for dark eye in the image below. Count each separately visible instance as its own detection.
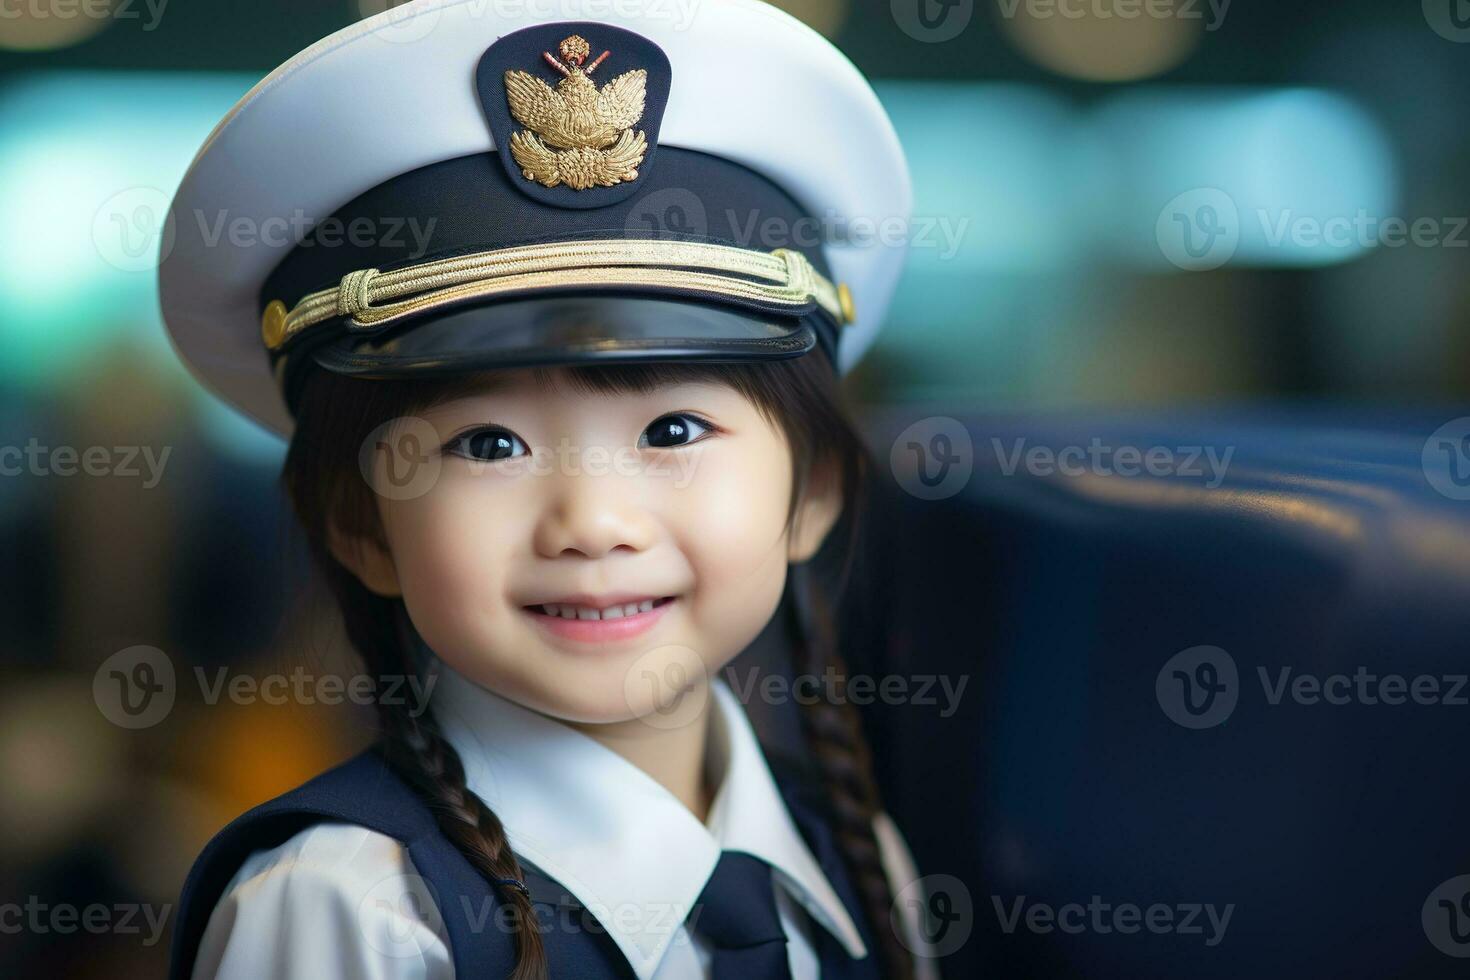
[447,427,527,462]
[641,413,712,449]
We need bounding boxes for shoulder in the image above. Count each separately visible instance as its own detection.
[171,749,452,980]
[215,820,418,899]
[192,821,453,980]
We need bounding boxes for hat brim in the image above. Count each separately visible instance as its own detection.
[305,296,820,381]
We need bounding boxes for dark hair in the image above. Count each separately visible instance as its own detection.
[281,351,913,980]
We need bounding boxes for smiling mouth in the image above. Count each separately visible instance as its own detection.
[523,596,678,621]
[521,595,678,644]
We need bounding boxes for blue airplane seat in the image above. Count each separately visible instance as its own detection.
[842,406,1470,980]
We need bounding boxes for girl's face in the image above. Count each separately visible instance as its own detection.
[336,368,842,725]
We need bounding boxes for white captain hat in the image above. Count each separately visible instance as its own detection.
[158,0,912,434]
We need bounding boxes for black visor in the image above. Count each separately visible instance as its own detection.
[263,147,842,409]
[310,295,818,378]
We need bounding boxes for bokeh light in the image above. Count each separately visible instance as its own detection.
[996,0,1204,81]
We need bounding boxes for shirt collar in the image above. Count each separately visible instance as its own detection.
[427,658,868,978]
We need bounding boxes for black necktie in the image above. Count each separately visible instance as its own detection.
[689,850,795,980]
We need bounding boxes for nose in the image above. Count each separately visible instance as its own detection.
[532,465,659,560]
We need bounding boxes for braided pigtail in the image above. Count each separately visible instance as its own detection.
[377,697,548,980]
[789,561,916,980]
[337,594,550,980]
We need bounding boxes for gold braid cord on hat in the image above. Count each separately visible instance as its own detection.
[260,239,856,351]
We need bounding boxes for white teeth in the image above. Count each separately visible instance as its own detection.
[538,598,666,620]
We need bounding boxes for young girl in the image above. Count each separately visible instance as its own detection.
[159,2,922,978]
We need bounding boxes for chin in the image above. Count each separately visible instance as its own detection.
[525,645,719,727]
[508,679,652,726]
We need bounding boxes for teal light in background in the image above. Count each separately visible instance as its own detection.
[871,81,1087,402]
[0,71,296,462]
[196,393,288,465]
[1081,87,1396,268]
[0,71,258,384]
[873,81,1394,278]
[864,81,1395,405]
[875,81,1083,279]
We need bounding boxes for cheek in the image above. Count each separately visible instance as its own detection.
[677,441,792,557]
[380,476,524,639]
[672,440,794,651]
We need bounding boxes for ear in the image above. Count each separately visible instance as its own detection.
[327,522,403,597]
[787,458,844,564]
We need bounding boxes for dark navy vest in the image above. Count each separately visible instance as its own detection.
[168,746,887,979]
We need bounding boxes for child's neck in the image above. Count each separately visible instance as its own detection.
[566,680,716,823]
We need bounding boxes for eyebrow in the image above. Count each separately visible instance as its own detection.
[421,371,526,408]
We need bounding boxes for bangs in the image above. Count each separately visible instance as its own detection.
[358,352,838,441]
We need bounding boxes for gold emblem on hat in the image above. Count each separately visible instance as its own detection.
[503,35,648,191]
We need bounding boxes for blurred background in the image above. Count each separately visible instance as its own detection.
[1,0,1468,976]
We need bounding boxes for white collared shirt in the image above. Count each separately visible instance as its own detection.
[192,662,936,979]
